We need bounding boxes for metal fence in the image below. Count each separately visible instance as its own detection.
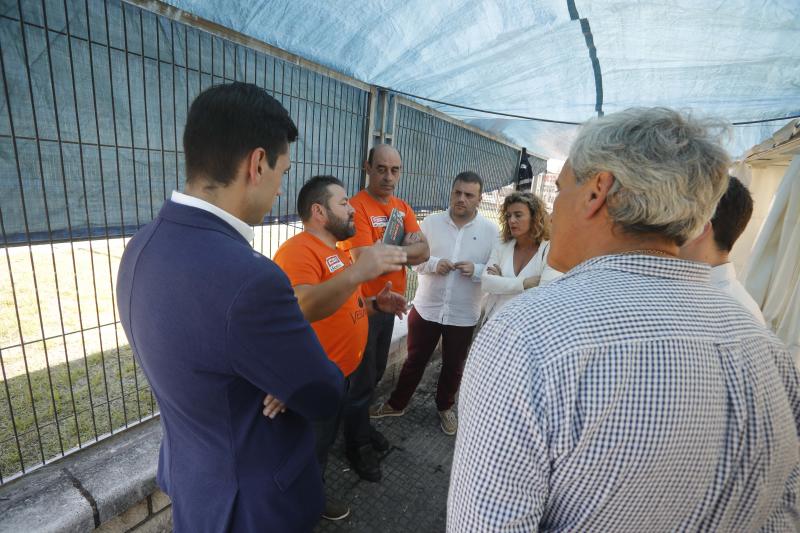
[393,100,522,218]
[0,0,532,484]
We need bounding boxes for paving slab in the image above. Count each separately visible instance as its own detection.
[316,359,453,533]
[0,466,94,533]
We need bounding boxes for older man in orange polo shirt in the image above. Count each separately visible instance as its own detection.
[345,144,430,481]
[274,175,407,521]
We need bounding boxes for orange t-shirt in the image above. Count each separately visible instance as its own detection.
[345,190,421,297]
[273,232,369,377]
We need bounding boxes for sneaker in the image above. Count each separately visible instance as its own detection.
[369,429,390,453]
[369,402,406,419]
[322,497,350,521]
[345,444,382,482]
[438,408,457,436]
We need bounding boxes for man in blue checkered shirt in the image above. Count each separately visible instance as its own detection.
[448,108,800,532]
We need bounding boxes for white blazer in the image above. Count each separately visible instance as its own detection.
[480,239,561,322]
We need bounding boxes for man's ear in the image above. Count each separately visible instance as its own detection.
[584,171,614,219]
[311,202,325,220]
[697,221,713,241]
[246,148,267,186]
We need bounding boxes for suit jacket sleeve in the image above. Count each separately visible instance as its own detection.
[226,262,344,421]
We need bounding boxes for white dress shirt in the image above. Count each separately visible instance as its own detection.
[170,190,254,244]
[710,262,766,325]
[481,239,562,322]
[412,210,498,327]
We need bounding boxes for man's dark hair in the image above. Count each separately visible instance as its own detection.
[453,171,483,194]
[710,176,754,252]
[183,82,298,185]
[297,175,344,222]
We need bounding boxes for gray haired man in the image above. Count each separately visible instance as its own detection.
[448,108,800,532]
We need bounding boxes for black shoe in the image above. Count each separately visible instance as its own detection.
[322,497,350,521]
[370,429,390,453]
[346,444,382,482]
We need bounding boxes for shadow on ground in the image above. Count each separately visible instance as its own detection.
[316,360,454,533]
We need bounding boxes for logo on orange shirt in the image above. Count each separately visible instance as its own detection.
[325,254,345,273]
[351,308,368,323]
[370,215,388,227]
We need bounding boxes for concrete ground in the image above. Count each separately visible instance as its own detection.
[316,359,454,533]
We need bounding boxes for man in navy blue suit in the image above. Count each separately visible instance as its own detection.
[117,82,344,532]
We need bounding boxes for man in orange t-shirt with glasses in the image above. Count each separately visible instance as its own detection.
[344,144,430,482]
[273,175,408,521]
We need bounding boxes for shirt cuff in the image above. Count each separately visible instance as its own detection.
[415,255,440,274]
[471,263,486,282]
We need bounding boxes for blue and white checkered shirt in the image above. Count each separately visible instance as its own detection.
[448,254,800,532]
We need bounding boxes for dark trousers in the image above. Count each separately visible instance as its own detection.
[343,311,395,449]
[388,307,475,412]
[313,377,350,478]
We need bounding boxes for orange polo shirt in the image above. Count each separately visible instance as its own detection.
[345,190,421,297]
[273,232,368,377]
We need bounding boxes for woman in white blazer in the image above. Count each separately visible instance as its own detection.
[481,192,562,323]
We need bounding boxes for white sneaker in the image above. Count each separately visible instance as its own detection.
[438,408,457,436]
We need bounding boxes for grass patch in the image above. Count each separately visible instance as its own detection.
[0,343,156,481]
[1,241,124,354]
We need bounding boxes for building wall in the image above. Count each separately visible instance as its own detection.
[94,490,172,533]
[731,164,788,279]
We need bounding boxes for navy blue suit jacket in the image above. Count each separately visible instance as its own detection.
[116,200,344,532]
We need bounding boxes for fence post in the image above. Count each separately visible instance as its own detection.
[362,87,399,189]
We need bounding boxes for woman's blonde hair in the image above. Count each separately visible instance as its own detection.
[499,192,550,244]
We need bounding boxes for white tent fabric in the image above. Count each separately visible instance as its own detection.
[165,0,800,160]
[743,156,800,363]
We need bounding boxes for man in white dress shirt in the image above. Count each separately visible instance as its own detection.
[370,171,497,435]
[679,176,766,325]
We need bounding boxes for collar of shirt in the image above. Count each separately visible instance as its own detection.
[567,253,711,284]
[446,210,478,229]
[709,262,736,286]
[170,190,255,244]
